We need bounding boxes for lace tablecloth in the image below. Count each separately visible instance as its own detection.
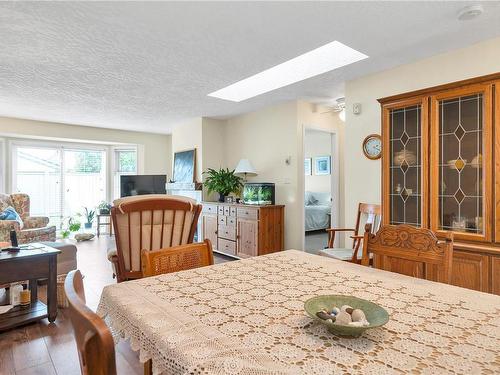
[97,250,500,374]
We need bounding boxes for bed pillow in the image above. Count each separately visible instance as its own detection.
[305,192,319,206]
[314,192,332,206]
[0,206,24,229]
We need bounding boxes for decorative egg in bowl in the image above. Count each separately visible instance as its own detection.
[304,295,389,337]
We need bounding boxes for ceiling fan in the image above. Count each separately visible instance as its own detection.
[321,97,346,121]
[320,97,345,114]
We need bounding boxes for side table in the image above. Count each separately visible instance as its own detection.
[97,213,113,237]
[0,243,60,331]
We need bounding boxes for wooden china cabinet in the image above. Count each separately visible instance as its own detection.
[379,73,500,294]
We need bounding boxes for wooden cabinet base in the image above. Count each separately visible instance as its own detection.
[201,202,284,258]
[451,250,490,293]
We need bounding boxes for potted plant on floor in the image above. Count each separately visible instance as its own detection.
[203,168,243,202]
[61,217,81,239]
[82,207,95,229]
[97,201,112,215]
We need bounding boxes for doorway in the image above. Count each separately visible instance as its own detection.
[303,129,338,253]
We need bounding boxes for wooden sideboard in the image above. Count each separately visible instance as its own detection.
[201,202,284,258]
[379,73,500,295]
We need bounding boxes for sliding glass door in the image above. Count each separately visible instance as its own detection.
[12,144,106,229]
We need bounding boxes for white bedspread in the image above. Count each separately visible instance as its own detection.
[305,204,330,231]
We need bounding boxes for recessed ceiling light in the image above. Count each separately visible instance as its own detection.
[208,41,368,102]
[457,4,483,21]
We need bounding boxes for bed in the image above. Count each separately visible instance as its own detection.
[305,191,331,231]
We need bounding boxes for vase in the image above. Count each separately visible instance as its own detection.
[218,193,226,203]
[84,223,92,229]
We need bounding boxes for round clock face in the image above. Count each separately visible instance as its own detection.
[363,135,382,159]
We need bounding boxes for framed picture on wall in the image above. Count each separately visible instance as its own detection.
[304,158,312,176]
[314,156,331,175]
[173,149,196,183]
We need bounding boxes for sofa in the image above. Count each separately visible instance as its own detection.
[0,193,56,244]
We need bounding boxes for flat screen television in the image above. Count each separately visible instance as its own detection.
[120,175,167,197]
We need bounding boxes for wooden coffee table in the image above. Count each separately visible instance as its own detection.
[0,243,60,331]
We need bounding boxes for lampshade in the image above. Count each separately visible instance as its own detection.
[235,159,257,176]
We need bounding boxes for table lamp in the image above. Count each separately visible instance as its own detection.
[235,159,257,182]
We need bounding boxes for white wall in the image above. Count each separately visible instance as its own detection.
[0,116,172,194]
[344,36,500,228]
[305,129,331,193]
[171,118,203,182]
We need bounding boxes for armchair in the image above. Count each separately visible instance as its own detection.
[0,193,56,244]
[318,203,381,263]
[108,194,202,282]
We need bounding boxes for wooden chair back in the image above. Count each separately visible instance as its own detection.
[327,203,381,258]
[361,224,454,284]
[141,239,214,277]
[64,270,117,375]
[111,194,202,282]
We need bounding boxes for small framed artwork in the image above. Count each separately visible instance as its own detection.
[304,158,312,176]
[315,156,331,175]
[225,196,234,203]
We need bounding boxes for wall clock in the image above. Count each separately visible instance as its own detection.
[362,134,382,160]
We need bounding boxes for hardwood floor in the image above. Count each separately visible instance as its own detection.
[0,236,233,375]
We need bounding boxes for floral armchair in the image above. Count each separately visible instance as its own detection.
[0,193,56,244]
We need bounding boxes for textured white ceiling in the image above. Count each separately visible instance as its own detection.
[1,1,500,134]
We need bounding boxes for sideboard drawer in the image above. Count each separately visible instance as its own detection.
[203,204,218,215]
[237,207,258,220]
[218,238,236,255]
[230,207,237,216]
[223,206,230,216]
[218,215,227,226]
[218,206,224,215]
[227,216,236,226]
[218,224,236,241]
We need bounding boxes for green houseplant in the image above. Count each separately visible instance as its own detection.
[97,201,112,214]
[203,168,243,202]
[82,207,95,229]
[61,217,81,239]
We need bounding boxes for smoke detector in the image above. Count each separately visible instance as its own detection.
[457,5,483,21]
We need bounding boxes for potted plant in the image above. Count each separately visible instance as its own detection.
[97,201,112,215]
[203,168,243,202]
[82,207,95,229]
[61,217,81,239]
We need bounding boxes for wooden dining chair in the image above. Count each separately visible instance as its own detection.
[108,194,202,282]
[361,224,454,284]
[141,239,214,277]
[318,203,381,263]
[64,270,117,375]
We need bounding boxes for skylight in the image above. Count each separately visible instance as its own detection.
[208,41,368,102]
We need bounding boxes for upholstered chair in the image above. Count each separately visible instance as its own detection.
[0,193,56,244]
[107,195,202,282]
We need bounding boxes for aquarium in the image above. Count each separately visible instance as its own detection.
[242,183,275,205]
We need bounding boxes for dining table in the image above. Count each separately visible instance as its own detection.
[97,250,500,374]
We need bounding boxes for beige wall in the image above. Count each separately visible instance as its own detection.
[171,118,203,182]
[344,36,500,228]
[305,129,331,193]
[170,101,342,250]
[224,101,301,249]
[0,116,172,180]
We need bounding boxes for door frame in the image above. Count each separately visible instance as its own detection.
[301,124,340,250]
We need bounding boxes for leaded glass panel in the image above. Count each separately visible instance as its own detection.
[389,105,422,226]
[438,94,483,234]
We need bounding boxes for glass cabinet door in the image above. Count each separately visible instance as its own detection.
[382,98,428,228]
[431,84,492,241]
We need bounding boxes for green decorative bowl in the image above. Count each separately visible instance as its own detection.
[304,295,389,337]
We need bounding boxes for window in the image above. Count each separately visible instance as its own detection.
[12,144,106,228]
[113,148,137,198]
